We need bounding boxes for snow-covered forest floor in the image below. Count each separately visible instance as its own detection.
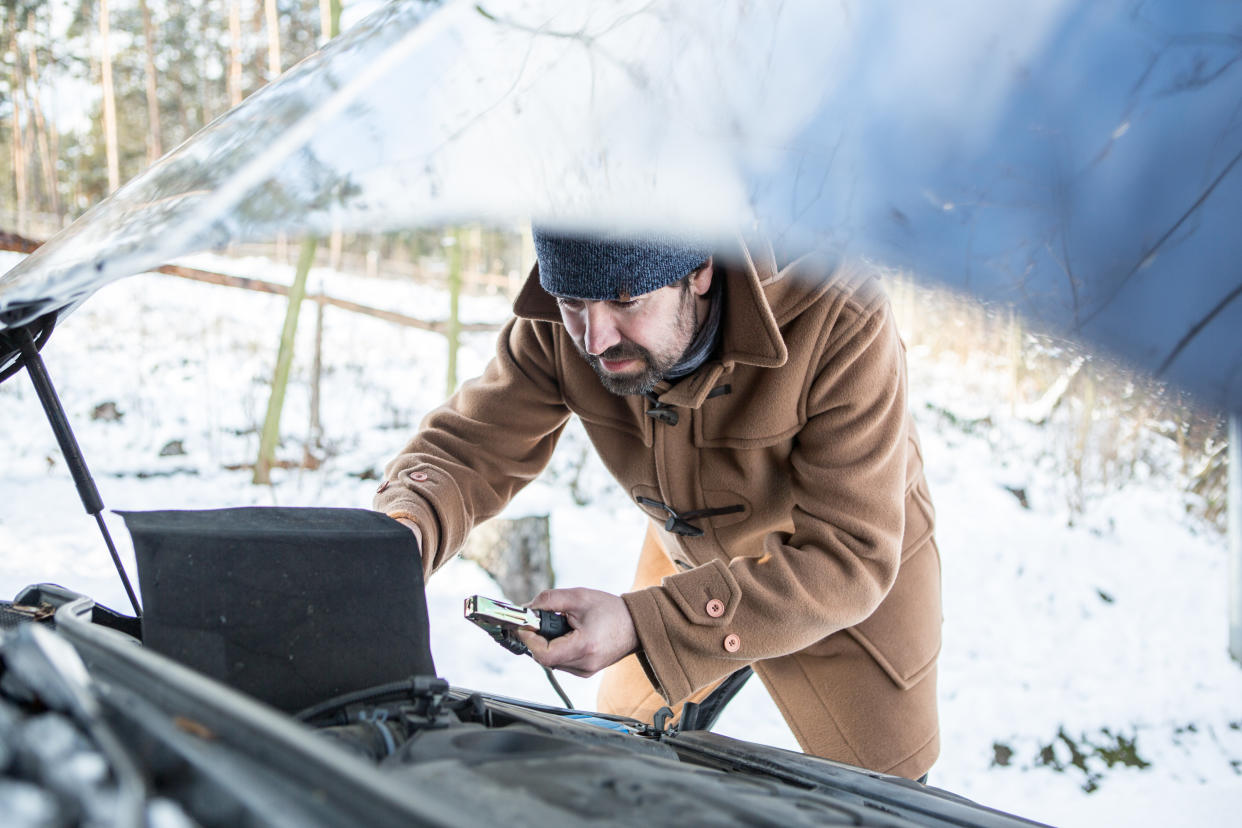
[1,250,1239,827]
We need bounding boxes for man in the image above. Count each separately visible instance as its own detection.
[374,229,941,780]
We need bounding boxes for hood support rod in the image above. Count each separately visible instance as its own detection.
[13,324,142,617]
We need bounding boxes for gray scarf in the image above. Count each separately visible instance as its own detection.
[664,281,723,381]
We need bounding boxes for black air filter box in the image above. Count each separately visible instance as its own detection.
[119,507,434,713]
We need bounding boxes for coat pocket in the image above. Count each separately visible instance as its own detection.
[844,485,941,690]
[692,367,804,449]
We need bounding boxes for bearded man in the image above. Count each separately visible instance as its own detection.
[374,229,942,780]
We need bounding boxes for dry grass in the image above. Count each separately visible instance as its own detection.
[885,272,1227,532]
[308,227,1230,534]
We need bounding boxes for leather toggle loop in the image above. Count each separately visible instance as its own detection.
[645,407,679,426]
[643,393,679,426]
[666,515,701,536]
[636,497,743,538]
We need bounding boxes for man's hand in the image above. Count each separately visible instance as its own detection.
[394,518,422,555]
[515,588,638,678]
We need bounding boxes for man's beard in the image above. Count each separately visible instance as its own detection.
[584,343,670,396]
[581,291,698,396]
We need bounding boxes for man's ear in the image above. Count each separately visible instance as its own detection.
[690,257,714,297]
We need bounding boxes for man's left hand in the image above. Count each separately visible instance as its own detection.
[515,588,638,677]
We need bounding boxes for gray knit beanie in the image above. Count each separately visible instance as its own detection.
[533,228,712,301]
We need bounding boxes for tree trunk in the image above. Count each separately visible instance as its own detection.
[42,3,63,223]
[250,0,267,84]
[228,0,243,107]
[461,516,554,604]
[9,16,28,234]
[99,0,121,193]
[23,25,61,222]
[446,228,464,396]
[47,112,63,223]
[519,221,535,296]
[329,0,343,39]
[305,222,343,456]
[264,0,282,80]
[306,296,324,457]
[197,3,212,129]
[139,0,163,164]
[320,0,330,46]
[254,237,317,484]
[328,226,343,269]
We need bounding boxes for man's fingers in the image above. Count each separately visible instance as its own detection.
[513,588,636,677]
[525,588,585,616]
[514,628,545,657]
[514,628,570,660]
[516,628,586,670]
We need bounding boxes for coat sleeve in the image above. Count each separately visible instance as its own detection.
[622,288,910,704]
[373,317,571,578]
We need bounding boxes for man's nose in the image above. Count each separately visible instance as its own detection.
[583,304,620,356]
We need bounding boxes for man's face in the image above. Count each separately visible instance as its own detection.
[556,262,713,396]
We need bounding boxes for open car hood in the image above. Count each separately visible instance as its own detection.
[1,0,1240,410]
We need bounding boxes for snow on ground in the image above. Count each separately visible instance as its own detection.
[1,250,1240,826]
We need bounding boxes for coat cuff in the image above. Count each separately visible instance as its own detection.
[372,490,440,580]
[622,588,694,704]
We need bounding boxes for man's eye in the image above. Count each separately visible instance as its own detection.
[610,299,639,310]
[557,298,585,311]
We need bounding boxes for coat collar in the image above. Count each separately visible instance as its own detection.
[512,234,789,379]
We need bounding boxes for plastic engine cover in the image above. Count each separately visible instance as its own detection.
[119,506,434,712]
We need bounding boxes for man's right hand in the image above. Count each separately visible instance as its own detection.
[515,587,638,678]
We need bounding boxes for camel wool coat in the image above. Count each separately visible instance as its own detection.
[374,237,942,778]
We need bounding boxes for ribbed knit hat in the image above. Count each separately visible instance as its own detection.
[533,228,712,301]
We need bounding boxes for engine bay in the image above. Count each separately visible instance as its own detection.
[0,583,1041,828]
